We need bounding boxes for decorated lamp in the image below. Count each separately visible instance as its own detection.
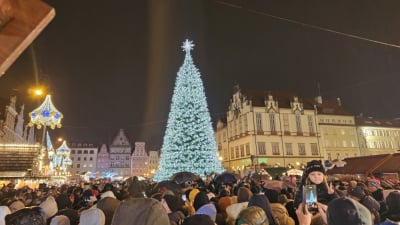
[28,95,63,129]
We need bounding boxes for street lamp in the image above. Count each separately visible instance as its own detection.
[28,94,63,176]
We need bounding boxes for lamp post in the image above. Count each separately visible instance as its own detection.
[28,94,63,176]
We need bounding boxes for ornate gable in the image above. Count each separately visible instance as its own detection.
[264,94,279,113]
[290,96,304,113]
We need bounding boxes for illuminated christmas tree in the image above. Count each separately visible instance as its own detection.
[154,39,224,181]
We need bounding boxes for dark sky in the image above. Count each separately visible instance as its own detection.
[1,0,400,149]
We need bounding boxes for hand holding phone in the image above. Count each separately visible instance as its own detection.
[303,185,318,213]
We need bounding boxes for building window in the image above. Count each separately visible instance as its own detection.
[308,115,314,133]
[283,114,289,132]
[285,143,293,155]
[78,157,81,161]
[272,142,280,155]
[90,157,93,161]
[256,113,263,132]
[269,113,276,132]
[311,143,318,155]
[238,116,243,134]
[243,116,248,132]
[298,143,306,155]
[231,147,234,159]
[90,150,94,154]
[71,150,76,154]
[246,143,250,156]
[84,157,87,161]
[257,142,266,155]
[84,150,88,154]
[296,114,302,133]
[77,164,80,168]
[240,145,245,157]
[78,150,82,154]
[235,147,240,158]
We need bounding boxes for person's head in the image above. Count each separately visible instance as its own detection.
[348,185,366,201]
[5,207,46,225]
[236,206,268,225]
[366,181,379,192]
[386,191,400,216]
[305,160,326,185]
[327,197,372,225]
[126,176,146,198]
[182,214,214,225]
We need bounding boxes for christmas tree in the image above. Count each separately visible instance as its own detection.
[154,39,224,182]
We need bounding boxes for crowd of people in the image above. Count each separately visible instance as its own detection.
[0,160,399,225]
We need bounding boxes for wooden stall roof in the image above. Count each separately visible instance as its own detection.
[326,154,391,175]
[0,0,55,76]
[371,153,400,174]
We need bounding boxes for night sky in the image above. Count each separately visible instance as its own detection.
[1,0,400,149]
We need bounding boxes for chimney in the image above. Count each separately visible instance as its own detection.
[337,97,341,106]
[315,96,322,104]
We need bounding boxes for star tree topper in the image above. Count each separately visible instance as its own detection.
[182,39,194,53]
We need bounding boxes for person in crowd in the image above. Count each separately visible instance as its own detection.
[55,185,72,210]
[225,186,252,225]
[217,189,236,220]
[294,160,339,209]
[295,197,372,225]
[379,191,400,224]
[366,180,388,214]
[162,193,186,225]
[194,191,217,222]
[39,195,59,223]
[94,183,120,225]
[110,176,169,225]
[0,205,11,225]
[5,207,46,225]
[348,184,381,224]
[79,207,105,225]
[236,206,269,225]
[248,194,278,225]
[265,188,294,225]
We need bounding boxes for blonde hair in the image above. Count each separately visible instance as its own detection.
[236,206,268,225]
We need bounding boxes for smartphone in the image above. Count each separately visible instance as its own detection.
[181,194,187,202]
[303,185,318,213]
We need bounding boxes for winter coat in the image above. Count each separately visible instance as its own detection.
[270,203,294,225]
[96,191,121,225]
[111,197,169,225]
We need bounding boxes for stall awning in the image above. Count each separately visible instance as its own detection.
[327,154,391,175]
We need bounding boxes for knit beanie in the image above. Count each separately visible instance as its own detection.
[305,160,326,175]
[327,197,372,225]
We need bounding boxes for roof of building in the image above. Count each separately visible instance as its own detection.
[356,116,400,128]
[239,89,351,115]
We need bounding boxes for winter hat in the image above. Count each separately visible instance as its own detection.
[386,191,400,214]
[194,191,210,211]
[196,203,217,221]
[237,187,253,203]
[39,196,58,220]
[182,214,214,225]
[50,215,70,225]
[305,160,326,175]
[0,206,11,225]
[79,208,105,225]
[248,194,276,225]
[367,180,380,188]
[327,197,372,225]
[348,185,366,200]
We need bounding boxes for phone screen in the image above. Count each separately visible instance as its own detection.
[303,185,318,213]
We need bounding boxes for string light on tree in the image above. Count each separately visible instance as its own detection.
[154,39,224,181]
